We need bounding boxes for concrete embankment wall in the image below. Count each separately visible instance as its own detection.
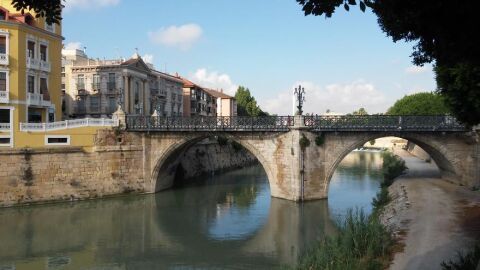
[0,145,146,208]
[179,139,257,179]
[0,134,257,207]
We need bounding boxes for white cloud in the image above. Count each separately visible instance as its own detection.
[189,68,238,95]
[148,24,203,51]
[261,80,389,115]
[64,42,83,50]
[405,65,429,74]
[64,0,120,11]
[143,54,154,64]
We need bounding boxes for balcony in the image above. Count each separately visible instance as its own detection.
[27,92,51,107]
[91,83,101,91]
[39,60,51,72]
[0,91,9,103]
[0,123,10,132]
[76,83,86,90]
[26,57,40,69]
[107,82,116,91]
[0,53,8,65]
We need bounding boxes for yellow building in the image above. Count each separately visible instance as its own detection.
[0,1,117,150]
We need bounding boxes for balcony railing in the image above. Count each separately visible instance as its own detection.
[0,53,8,65]
[27,92,51,107]
[26,57,40,69]
[39,60,51,72]
[76,83,86,90]
[20,118,119,132]
[0,91,9,103]
[0,123,10,131]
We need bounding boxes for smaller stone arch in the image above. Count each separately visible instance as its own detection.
[149,133,276,195]
[322,132,460,196]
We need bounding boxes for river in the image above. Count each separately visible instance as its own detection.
[0,151,384,270]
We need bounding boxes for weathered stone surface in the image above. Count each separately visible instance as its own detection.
[0,128,478,207]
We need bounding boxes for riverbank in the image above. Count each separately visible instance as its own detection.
[382,149,480,269]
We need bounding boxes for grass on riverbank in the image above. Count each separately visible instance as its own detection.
[441,243,480,270]
[292,151,407,270]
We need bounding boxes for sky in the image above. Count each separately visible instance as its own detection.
[62,0,436,115]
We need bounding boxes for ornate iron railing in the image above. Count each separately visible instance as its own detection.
[126,116,295,131]
[304,115,466,131]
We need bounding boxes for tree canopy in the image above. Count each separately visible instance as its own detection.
[297,0,480,125]
[386,92,450,115]
[234,86,268,117]
[10,0,62,24]
[352,107,368,115]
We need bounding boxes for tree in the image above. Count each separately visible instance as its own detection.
[10,0,63,24]
[234,86,268,116]
[387,92,450,115]
[296,0,480,125]
[352,107,368,115]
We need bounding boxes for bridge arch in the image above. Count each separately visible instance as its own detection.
[322,132,459,195]
[149,133,276,194]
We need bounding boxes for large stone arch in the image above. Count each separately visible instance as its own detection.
[319,132,473,196]
[147,132,277,196]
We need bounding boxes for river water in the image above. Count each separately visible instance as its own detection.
[0,151,384,270]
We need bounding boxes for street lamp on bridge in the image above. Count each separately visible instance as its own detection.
[294,85,305,116]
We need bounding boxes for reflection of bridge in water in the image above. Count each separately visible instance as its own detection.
[0,170,337,268]
[119,114,478,201]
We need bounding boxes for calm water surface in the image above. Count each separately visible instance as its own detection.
[0,151,383,270]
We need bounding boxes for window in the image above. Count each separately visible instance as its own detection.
[134,82,140,104]
[0,10,6,21]
[0,72,6,91]
[90,96,100,111]
[108,73,115,90]
[45,136,70,146]
[27,75,35,93]
[77,74,85,89]
[92,74,100,90]
[27,41,35,58]
[0,36,6,54]
[0,136,10,146]
[108,97,117,112]
[40,44,47,61]
[28,108,42,123]
[0,108,10,123]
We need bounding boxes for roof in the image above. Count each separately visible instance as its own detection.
[181,78,197,88]
[204,88,234,99]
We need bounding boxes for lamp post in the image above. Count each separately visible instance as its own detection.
[294,85,305,116]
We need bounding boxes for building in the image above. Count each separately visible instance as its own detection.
[204,88,237,117]
[181,78,217,117]
[62,51,183,118]
[1,2,62,147]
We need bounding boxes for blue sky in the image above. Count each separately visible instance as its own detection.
[62,0,436,115]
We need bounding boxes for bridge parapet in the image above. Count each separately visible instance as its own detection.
[126,115,294,132]
[304,115,466,132]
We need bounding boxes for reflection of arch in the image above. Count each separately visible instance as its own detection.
[324,133,456,194]
[151,133,275,194]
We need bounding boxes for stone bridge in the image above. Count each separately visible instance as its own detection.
[121,115,480,201]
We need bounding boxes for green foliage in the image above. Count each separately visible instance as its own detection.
[11,0,63,24]
[234,86,268,116]
[436,64,480,126]
[381,152,407,186]
[387,92,450,115]
[315,134,325,146]
[369,139,376,146]
[352,107,368,115]
[296,0,480,125]
[217,136,228,146]
[372,187,391,213]
[441,243,480,270]
[294,209,394,270]
[299,134,311,150]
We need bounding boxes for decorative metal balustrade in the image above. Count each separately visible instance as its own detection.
[126,116,295,131]
[304,115,466,132]
[20,118,119,132]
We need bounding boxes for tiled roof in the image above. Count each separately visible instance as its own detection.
[204,88,234,99]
